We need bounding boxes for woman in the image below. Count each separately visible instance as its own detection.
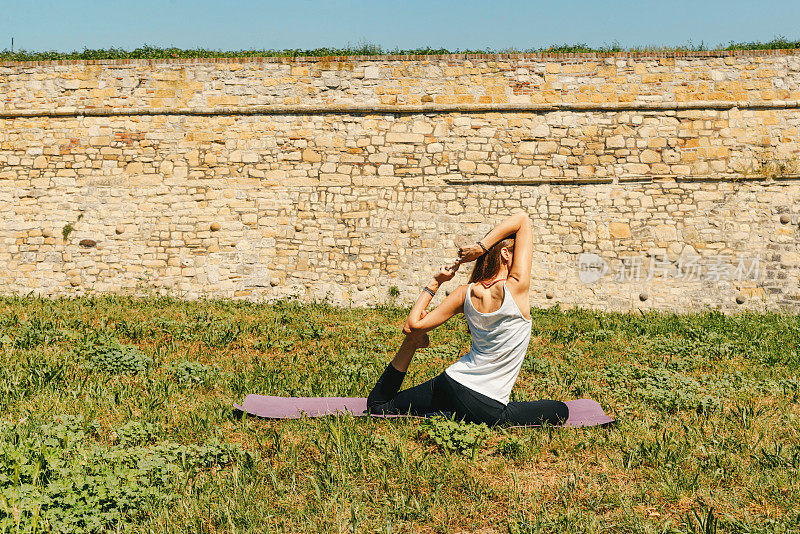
[367,211,569,426]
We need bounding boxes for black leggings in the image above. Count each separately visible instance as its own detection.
[367,364,569,427]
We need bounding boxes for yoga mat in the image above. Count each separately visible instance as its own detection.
[233,395,614,428]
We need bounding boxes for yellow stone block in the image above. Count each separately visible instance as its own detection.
[302,149,321,163]
[597,65,616,77]
[609,222,631,239]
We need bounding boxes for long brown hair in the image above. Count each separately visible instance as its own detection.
[468,235,515,284]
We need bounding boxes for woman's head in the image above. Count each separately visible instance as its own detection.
[468,235,515,284]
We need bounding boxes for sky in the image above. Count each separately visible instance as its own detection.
[1,0,798,52]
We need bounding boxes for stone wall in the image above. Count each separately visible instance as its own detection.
[1,50,799,312]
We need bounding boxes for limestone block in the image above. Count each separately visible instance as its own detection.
[782,252,800,265]
[386,132,424,144]
[640,150,661,163]
[458,160,476,173]
[609,222,631,239]
[538,141,558,154]
[653,224,678,241]
[426,143,443,153]
[302,149,322,163]
[532,124,551,137]
[412,122,433,135]
[497,164,522,178]
[523,166,541,178]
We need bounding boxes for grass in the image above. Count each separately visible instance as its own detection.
[2,36,800,62]
[0,294,799,532]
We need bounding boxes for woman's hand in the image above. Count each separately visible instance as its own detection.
[432,261,459,286]
[403,261,460,337]
[457,243,485,264]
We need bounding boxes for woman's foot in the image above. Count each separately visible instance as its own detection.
[406,331,429,349]
[388,331,429,374]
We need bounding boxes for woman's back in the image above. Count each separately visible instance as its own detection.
[468,277,531,320]
[444,281,532,405]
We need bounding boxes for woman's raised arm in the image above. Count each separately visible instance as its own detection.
[458,211,533,293]
[506,212,533,293]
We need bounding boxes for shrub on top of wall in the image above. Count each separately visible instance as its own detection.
[2,36,800,62]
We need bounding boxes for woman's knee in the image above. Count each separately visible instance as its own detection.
[536,400,569,425]
[501,399,568,426]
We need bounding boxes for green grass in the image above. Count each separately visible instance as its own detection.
[1,295,799,533]
[2,36,800,62]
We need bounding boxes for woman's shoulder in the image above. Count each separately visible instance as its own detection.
[453,284,470,298]
[444,284,470,313]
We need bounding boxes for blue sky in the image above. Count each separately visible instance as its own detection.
[1,0,797,52]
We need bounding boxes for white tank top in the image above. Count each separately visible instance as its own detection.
[445,281,533,405]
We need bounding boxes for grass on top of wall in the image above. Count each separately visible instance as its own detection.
[1,294,799,533]
[2,36,800,62]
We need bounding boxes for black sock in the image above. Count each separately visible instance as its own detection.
[367,363,406,409]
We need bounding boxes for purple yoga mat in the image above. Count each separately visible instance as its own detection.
[233,395,614,428]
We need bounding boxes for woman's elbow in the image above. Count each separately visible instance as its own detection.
[405,309,431,333]
[406,319,424,331]
[513,210,531,225]
[403,318,423,334]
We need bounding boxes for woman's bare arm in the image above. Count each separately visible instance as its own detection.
[458,211,533,293]
[404,262,463,333]
[506,212,533,293]
[405,285,467,333]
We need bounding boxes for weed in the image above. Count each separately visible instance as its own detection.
[169,360,213,384]
[6,317,62,349]
[75,332,152,374]
[115,420,160,446]
[495,431,527,461]
[421,417,491,458]
[61,212,83,241]
[605,364,721,412]
[5,38,800,62]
